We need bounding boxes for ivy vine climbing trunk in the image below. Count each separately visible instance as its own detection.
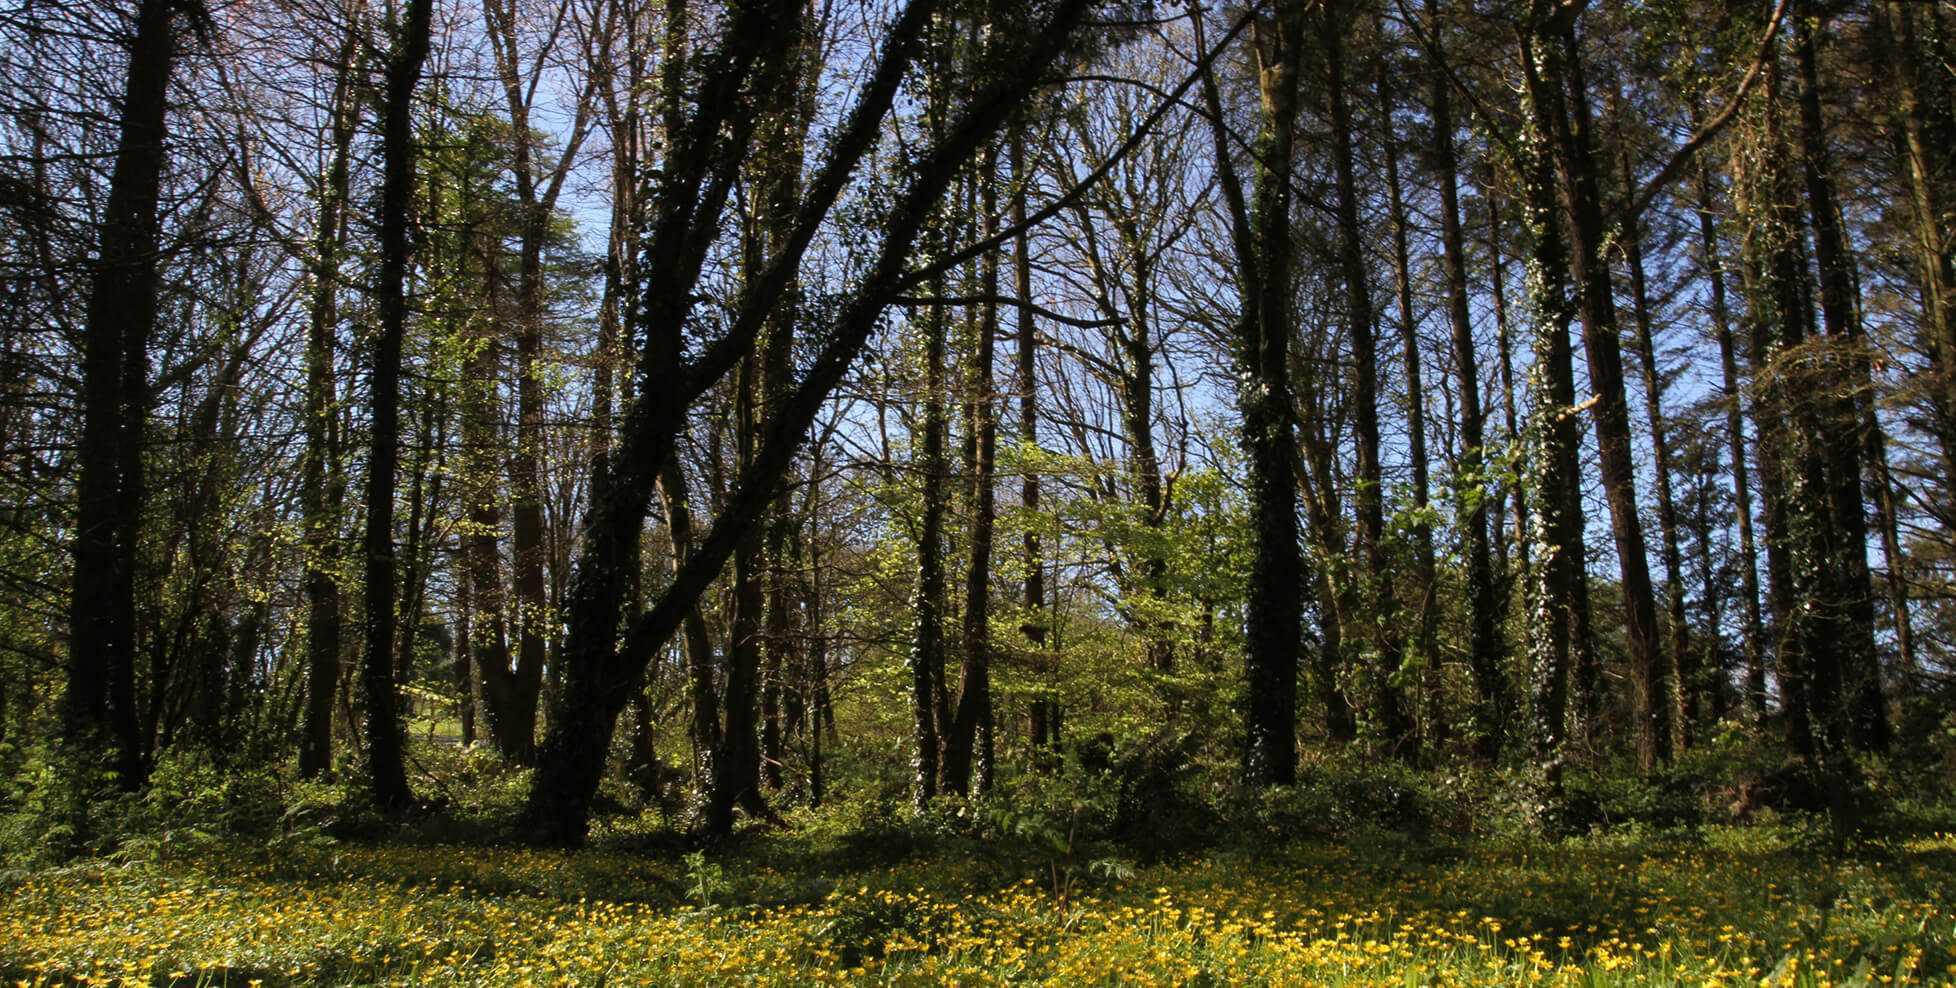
[1198,0,1305,785]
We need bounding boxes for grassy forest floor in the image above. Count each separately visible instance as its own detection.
[4,742,1955,987]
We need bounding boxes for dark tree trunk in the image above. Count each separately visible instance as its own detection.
[1533,12,1670,767]
[1737,55,1826,757]
[1429,5,1505,759]
[66,0,181,790]
[1791,6,1889,753]
[521,0,1098,844]
[1324,0,1412,757]
[1198,1,1305,784]
[1621,179,1697,749]
[1515,22,1587,762]
[1695,152,1769,724]
[911,286,949,809]
[460,308,527,763]
[361,0,433,810]
[300,13,361,780]
[1380,56,1442,753]
[1877,1,1956,523]
[944,153,1000,797]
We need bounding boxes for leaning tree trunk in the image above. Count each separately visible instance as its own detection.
[521,0,1101,845]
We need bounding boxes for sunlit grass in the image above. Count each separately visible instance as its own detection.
[3,824,1951,986]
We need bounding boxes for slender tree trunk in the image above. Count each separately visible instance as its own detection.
[1380,57,1441,753]
[300,7,363,779]
[1013,132,1058,764]
[455,561,476,746]
[66,0,181,790]
[944,154,1000,797]
[911,285,949,809]
[1430,7,1504,759]
[1695,152,1768,724]
[483,0,599,766]
[1534,13,1670,767]
[1877,1,1956,518]
[1792,5,1889,753]
[362,0,433,810]
[1324,0,1411,756]
[1620,176,1697,749]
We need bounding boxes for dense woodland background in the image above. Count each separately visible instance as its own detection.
[4,0,1955,851]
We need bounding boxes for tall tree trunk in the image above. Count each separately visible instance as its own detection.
[944,154,1000,797]
[459,286,525,762]
[1877,1,1956,521]
[656,456,723,818]
[1736,55,1825,757]
[1515,21,1585,763]
[1380,56,1441,753]
[483,0,600,766]
[1791,5,1889,753]
[1620,167,1697,749]
[1013,132,1058,763]
[363,0,433,809]
[67,0,181,790]
[911,285,949,809]
[1429,3,1504,759]
[1198,0,1305,784]
[1531,11,1670,767]
[1324,0,1411,756]
[1695,151,1769,724]
[300,6,363,780]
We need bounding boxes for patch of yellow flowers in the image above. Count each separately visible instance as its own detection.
[2,830,1950,986]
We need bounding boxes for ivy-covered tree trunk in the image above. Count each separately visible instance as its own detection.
[1514,14,1587,763]
[1198,0,1305,785]
[910,285,949,810]
[1533,9,1670,768]
[1736,53,1830,757]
